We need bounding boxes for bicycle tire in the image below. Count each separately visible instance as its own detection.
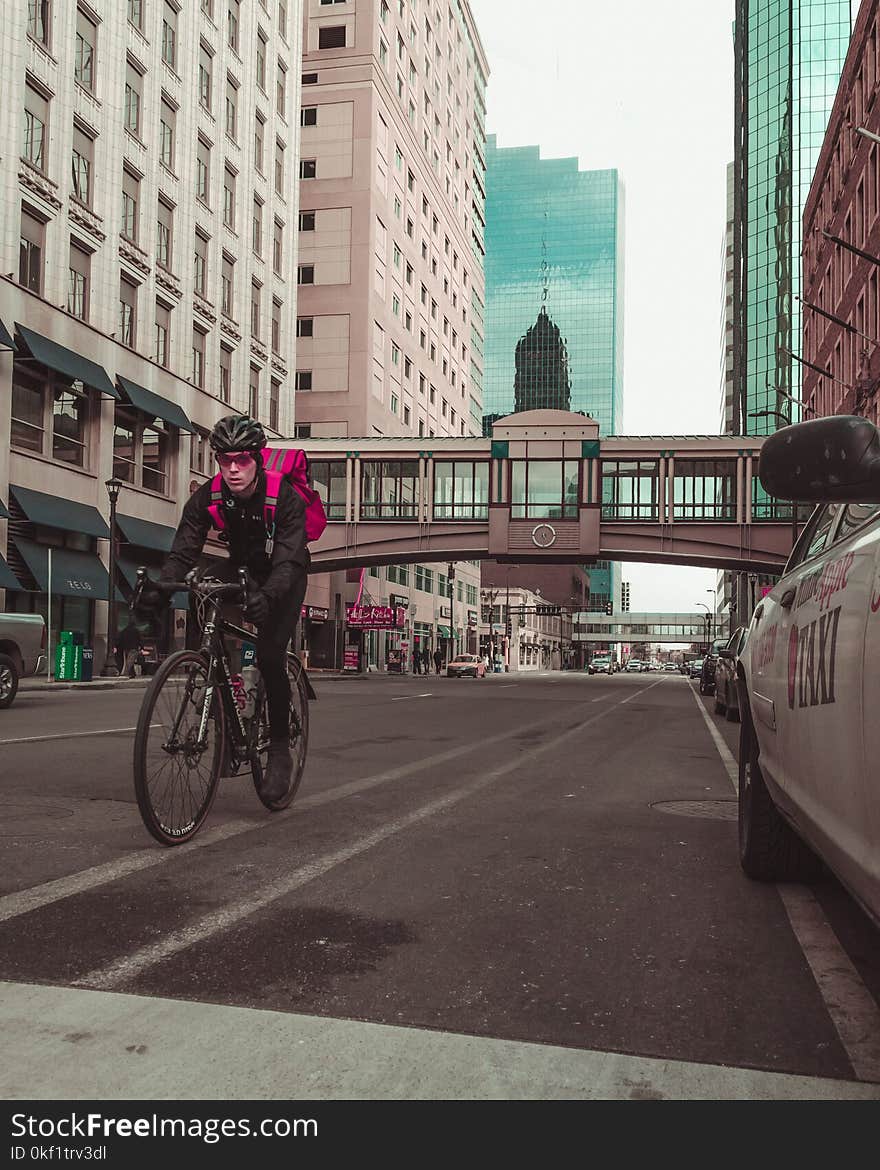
[133,650,226,845]
[251,656,310,811]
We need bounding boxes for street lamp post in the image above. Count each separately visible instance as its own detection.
[447,561,455,659]
[695,601,711,655]
[101,476,123,677]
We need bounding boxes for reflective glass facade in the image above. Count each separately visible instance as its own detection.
[733,0,850,436]
[483,136,624,608]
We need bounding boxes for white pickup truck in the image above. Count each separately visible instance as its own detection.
[0,612,46,708]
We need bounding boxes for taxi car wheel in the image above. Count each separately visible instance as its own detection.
[738,710,821,882]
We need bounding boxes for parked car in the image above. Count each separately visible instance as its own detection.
[687,658,704,679]
[446,653,486,678]
[0,612,47,708]
[662,662,679,673]
[736,414,880,925]
[714,627,748,722]
[625,659,643,673]
[587,655,613,675]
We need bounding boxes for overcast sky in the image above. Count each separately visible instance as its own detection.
[469,0,739,614]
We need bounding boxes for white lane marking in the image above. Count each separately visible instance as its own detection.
[687,682,739,790]
[390,693,434,701]
[777,886,880,1083]
[0,725,160,746]
[74,687,648,990]
[690,681,880,1084]
[498,684,517,689]
[619,677,666,704]
[0,703,598,924]
[591,695,612,703]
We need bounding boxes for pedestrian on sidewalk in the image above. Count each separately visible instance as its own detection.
[117,619,143,678]
[413,645,422,674]
[422,646,431,674]
[433,647,443,675]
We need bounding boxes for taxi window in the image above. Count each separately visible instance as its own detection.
[835,501,880,542]
[788,503,841,569]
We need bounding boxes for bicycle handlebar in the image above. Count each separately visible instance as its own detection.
[132,566,250,609]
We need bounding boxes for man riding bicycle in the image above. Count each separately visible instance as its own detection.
[136,414,308,802]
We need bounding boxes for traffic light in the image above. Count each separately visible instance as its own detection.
[604,602,613,616]
[505,619,512,638]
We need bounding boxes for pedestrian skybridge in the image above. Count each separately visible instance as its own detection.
[291,410,800,574]
[573,613,717,644]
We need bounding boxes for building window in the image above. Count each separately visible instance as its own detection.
[249,365,260,419]
[71,125,93,205]
[250,280,261,338]
[28,0,51,45]
[278,0,287,38]
[159,100,176,169]
[114,407,172,494]
[296,317,313,337]
[121,167,139,241]
[19,207,44,294]
[271,298,282,354]
[23,83,48,172]
[221,253,234,316]
[254,112,265,172]
[225,75,238,140]
[295,371,312,391]
[319,26,346,50]
[75,9,96,91]
[162,2,177,67]
[301,107,317,127]
[191,327,206,388]
[196,137,210,204]
[125,64,142,135]
[219,343,232,402]
[300,159,316,179]
[119,276,138,347]
[223,166,236,228]
[299,211,315,231]
[275,140,285,194]
[276,60,287,117]
[302,72,318,85]
[199,45,212,110]
[67,240,90,320]
[273,219,284,274]
[194,230,209,297]
[154,301,171,367]
[256,30,267,89]
[227,0,239,51]
[252,196,263,254]
[157,197,173,269]
[298,264,314,284]
[269,377,280,431]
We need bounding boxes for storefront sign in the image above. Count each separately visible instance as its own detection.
[346,604,405,629]
[390,593,409,611]
[343,647,360,672]
[467,610,478,626]
[301,605,329,621]
[439,604,451,618]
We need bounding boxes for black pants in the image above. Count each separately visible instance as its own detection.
[207,563,307,740]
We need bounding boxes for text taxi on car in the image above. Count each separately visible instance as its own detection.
[736,414,880,926]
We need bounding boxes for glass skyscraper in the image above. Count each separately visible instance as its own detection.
[732,0,850,437]
[483,136,625,610]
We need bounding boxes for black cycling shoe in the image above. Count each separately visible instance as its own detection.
[261,739,292,803]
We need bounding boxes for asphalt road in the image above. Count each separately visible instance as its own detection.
[1,670,879,1100]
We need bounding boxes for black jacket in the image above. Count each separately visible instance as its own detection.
[162,473,309,601]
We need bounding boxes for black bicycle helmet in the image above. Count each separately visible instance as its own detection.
[209,414,266,454]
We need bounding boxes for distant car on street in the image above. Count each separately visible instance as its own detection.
[446,653,486,679]
[662,662,679,673]
[688,658,704,679]
[625,659,643,673]
[714,627,748,722]
[737,413,880,927]
[587,654,613,675]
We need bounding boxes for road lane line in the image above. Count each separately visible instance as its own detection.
[390,693,434,701]
[73,688,652,990]
[690,681,880,1083]
[686,682,739,790]
[0,726,159,746]
[0,700,610,924]
[619,678,666,704]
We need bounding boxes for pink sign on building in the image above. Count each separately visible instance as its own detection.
[345,604,406,629]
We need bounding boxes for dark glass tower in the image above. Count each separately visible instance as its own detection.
[513,306,572,412]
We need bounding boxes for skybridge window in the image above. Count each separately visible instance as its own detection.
[511,460,578,520]
[433,460,488,520]
[309,459,346,521]
[673,460,735,521]
[360,460,419,519]
[601,460,659,520]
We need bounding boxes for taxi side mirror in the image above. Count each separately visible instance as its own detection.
[717,648,734,661]
[759,415,880,502]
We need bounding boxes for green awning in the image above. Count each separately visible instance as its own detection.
[0,318,16,351]
[117,376,195,432]
[118,557,187,610]
[16,324,118,399]
[10,484,110,539]
[116,513,176,552]
[14,537,123,601]
[0,553,23,590]
[436,625,451,638]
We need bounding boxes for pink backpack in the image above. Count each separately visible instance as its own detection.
[207,447,327,544]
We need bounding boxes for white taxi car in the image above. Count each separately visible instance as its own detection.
[737,414,880,925]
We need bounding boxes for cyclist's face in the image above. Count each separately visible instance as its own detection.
[217,451,258,494]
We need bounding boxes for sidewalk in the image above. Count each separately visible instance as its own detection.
[18,668,380,692]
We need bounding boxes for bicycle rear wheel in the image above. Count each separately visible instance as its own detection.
[251,656,310,810]
[133,650,226,845]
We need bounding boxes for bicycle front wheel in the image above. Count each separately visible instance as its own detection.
[251,656,310,811]
[133,650,226,845]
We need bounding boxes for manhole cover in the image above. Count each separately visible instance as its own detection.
[651,799,737,821]
[0,798,134,836]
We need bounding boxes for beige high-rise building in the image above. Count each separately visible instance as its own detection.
[0,0,304,667]
[296,0,489,671]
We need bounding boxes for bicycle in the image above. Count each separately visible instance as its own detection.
[131,567,314,846]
